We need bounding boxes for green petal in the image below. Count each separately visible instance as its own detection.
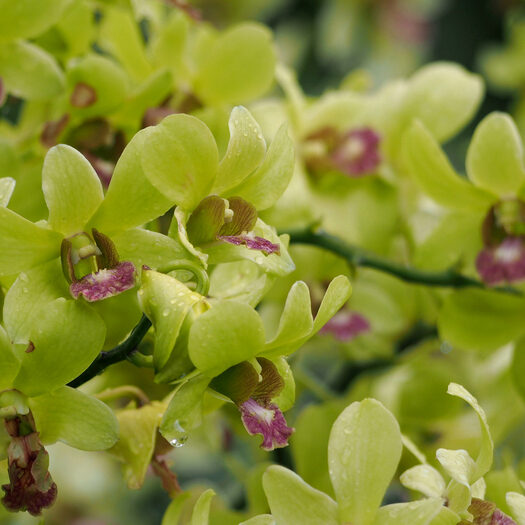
[141,114,219,210]
[405,62,484,143]
[328,399,402,525]
[436,449,476,487]
[466,112,525,196]
[0,177,15,207]
[205,220,295,277]
[447,383,493,481]
[160,376,211,445]
[193,23,276,105]
[261,275,351,359]
[438,289,525,352]
[213,106,267,195]
[14,298,106,396]
[89,128,174,234]
[0,41,64,100]
[506,492,525,525]
[29,387,118,450]
[161,494,192,525]
[225,124,294,211]
[293,403,342,497]
[271,357,295,411]
[0,0,69,41]
[66,53,128,118]
[239,516,276,525]
[139,270,205,370]
[110,402,165,489]
[3,258,69,344]
[373,498,445,525]
[402,121,495,211]
[0,326,19,390]
[99,5,152,82]
[188,300,265,376]
[263,465,339,525]
[399,465,446,499]
[0,207,62,276]
[112,228,188,272]
[42,145,104,236]
[264,281,314,355]
[191,489,215,525]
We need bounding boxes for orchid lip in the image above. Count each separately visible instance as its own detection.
[476,237,525,285]
[240,398,294,451]
[218,234,280,255]
[70,261,136,302]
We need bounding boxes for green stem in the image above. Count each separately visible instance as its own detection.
[68,315,152,388]
[285,227,522,295]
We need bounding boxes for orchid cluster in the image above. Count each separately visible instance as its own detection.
[1,1,525,525]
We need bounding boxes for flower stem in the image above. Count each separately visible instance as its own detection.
[284,227,522,295]
[68,314,152,388]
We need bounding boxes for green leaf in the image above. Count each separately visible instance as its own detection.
[213,106,267,195]
[373,498,445,525]
[466,112,525,196]
[0,41,64,100]
[0,0,70,41]
[0,206,62,276]
[402,121,494,211]
[193,23,276,105]
[110,402,165,489]
[42,145,104,236]
[112,228,188,272]
[446,383,493,481]
[139,271,205,370]
[404,63,484,143]
[507,492,525,525]
[225,124,294,211]
[29,387,118,450]
[438,289,525,352]
[400,465,446,498]
[0,177,15,207]
[141,114,219,210]
[3,258,69,344]
[191,489,215,525]
[160,376,210,445]
[14,298,106,396]
[0,326,19,390]
[485,467,523,516]
[263,465,339,525]
[188,300,265,376]
[89,128,174,234]
[328,399,402,525]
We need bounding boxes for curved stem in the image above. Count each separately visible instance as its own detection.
[285,227,522,295]
[95,386,150,407]
[68,315,152,388]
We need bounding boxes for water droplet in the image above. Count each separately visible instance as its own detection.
[169,436,187,448]
[170,298,177,304]
[22,287,29,294]
[162,308,170,317]
[243,132,248,137]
